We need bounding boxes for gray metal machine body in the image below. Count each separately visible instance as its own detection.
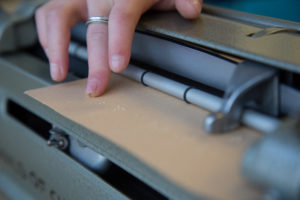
[1,1,300,200]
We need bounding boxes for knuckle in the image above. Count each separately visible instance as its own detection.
[46,5,66,21]
[87,27,107,40]
[111,10,136,23]
[118,10,135,20]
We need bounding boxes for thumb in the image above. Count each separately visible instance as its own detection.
[175,0,202,19]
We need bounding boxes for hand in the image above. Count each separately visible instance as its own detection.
[35,0,202,96]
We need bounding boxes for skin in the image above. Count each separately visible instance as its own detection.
[35,0,203,97]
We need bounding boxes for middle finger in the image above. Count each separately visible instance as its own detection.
[86,0,113,96]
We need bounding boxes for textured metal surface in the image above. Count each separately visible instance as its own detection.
[137,10,300,74]
[0,117,128,200]
[0,169,36,200]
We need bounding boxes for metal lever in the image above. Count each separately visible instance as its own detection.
[248,27,300,38]
[204,61,279,133]
[47,127,69,150]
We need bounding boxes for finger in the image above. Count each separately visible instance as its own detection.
[152,0,202,19]
[46,1,84,82]
[175,0,202,19]
[108,0,154,72]
[151,0,176,10]
[35,1,57,56]
[85,0,112,97]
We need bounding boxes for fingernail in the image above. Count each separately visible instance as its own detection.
[110,55,125,72]
[189,0,200,6]
[50,63,62,81]
[187,0,201,15]
[86,78,99,97]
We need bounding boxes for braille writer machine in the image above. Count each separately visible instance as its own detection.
[1,0,300,200]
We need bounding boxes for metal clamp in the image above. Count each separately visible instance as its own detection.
[47,127,69,150]
[204,61,279,133]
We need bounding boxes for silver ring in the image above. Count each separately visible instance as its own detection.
[86,16,109,26]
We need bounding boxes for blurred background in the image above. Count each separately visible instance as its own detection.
[205,0,300,22]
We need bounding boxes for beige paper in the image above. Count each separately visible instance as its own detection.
[26,74,262,199]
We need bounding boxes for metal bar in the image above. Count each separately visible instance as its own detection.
[68,42,281,133]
